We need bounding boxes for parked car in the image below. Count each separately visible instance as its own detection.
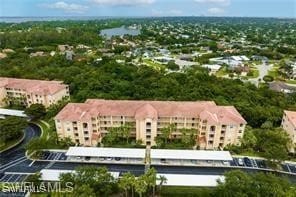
[85,156,91,161]
[244,157,252,167]
[238,158,244,166]
[115,157,121,161]
[99,157,105,161]
[106,157,113,161]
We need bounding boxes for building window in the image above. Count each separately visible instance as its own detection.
[146,122,151,126]
[67,128,70,131]
[209,134,214,138]
[240,124,244,127]
[75,133,79,137]
[84,131,89,135]
[238,130,242,133]
[208,141,213,145]
[75,139,79,143]
[221,130,225,134]
[210,126,215,132]
[85,137,89,141]
[192,118,195,121]
[220,137,224,140]
[83,123,88,128]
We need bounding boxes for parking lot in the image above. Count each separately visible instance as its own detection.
[0,173,31,182]
[282,163,296,174]
[231,157,264,168]
[40,151,67,161]
[232,157,296,174]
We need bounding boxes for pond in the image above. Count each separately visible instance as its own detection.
[100,26,140,38]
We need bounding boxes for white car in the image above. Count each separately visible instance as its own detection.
[238,158,244,166]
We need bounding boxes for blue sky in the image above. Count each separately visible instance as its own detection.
[0,0,295,17]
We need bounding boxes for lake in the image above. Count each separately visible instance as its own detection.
[100,26,140,38]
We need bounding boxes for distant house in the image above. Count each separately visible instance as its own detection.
[251,55,268,62]
[58,45,73,54]
[65,50,75,61]
[2,49,14,53]
[269,81,296,94]
[202,64,221,75]
[179,54,194,62]
[30,51,46,58]
[0,52,7,59]
[154,56,174,64]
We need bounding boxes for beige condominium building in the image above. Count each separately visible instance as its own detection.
[55,99,247,150]
[0,77,70,108]
[281,110,296,152]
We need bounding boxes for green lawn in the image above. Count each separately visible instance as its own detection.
[285,80,296,85]
[246,68,259,79]
[0,132,24,152]
[215,66,229,77]
[143,59,166,71]
[32,120,51,140]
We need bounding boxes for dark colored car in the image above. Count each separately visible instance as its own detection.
[244,157,252,167]
[115,157,121,161]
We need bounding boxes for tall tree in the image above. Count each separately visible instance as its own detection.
[25,104,46,120]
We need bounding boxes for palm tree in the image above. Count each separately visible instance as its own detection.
[119,172,135,197]
[135,176,148,197]
[157,175,167,194]
[120,123,132,144]
[145,168,157,197]
[160,124,176,144]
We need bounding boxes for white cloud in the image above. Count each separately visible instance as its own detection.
[207,7,225,15]
[91,0,155,6]
[43,1,89,13]
[152,9,183,16]
[194,0,230,6]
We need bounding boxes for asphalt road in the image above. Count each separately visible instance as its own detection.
[0,124,41,172]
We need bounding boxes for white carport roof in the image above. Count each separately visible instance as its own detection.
[66,147,146,159]
[151,149,232,161]
[156,174,224,187]
[0,108,27,118]
[40,169,120,181]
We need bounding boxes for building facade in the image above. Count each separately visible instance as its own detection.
[55,99,246,150]
[281,110,296,152]
[0,77,69,108]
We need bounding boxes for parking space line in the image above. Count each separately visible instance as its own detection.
[29,160,35,167]
[6,174,16,182]
[14,174,22,182]
[286,164,291,173]
[0,156,27,170]
[0,174,8,182]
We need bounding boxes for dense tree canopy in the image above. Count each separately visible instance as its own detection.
[1,55,295,128]
[0,116,27,146]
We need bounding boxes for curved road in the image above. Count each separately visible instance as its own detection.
[0,124,41,170]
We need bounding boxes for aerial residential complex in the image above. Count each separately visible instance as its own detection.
[55,99,247,149]
[0,77,70,107]
[281,110,296,152]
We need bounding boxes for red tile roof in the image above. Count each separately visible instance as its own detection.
[284,110,296,128]
[0,77,68,95]
[55,99,246,125]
